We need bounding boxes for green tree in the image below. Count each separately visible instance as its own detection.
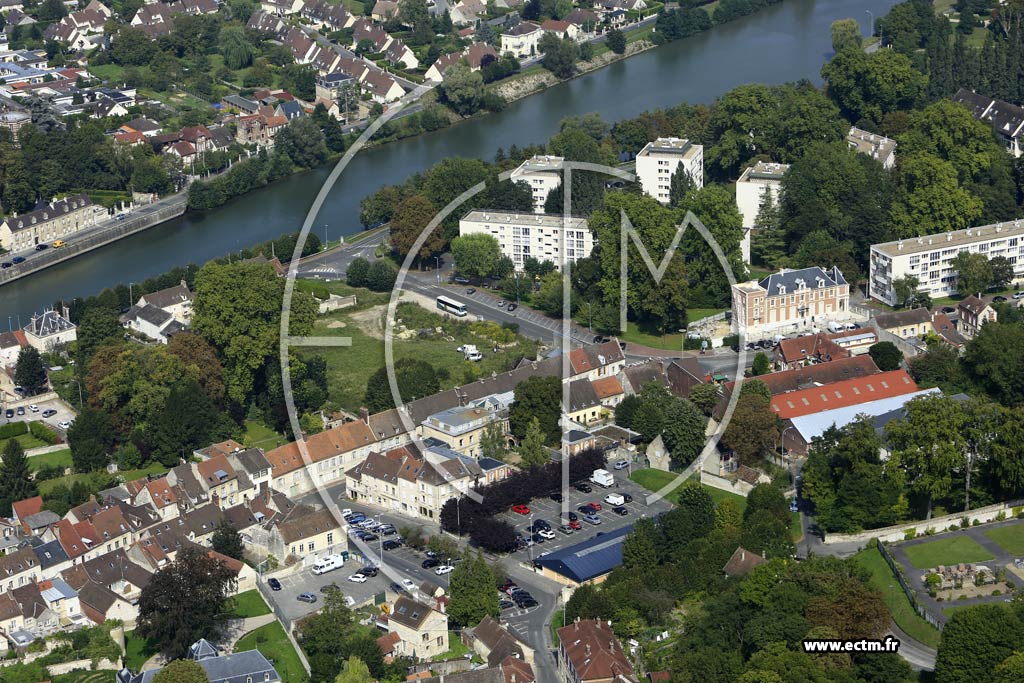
[439,63,485,115]
[149,377,216,466]
[722,390,779,466]
[364,358,440,412]
[935,604,1024,683]
[668,165,693,207]
[451,233,501,279]
[990,256,1014,290]
[346,257,371,287]
[193,261,315,404]
[962,322,1024,407]
[480,421,506,461]
[830,18,862,53]
[447,551,499,626]
[661,397,706,466]
[519,417,548,469]
[888,154,983,239]
[334,656,374,683]
[744,484,790,529]
[892,274,922,309]
[389,194,444,264]
[621,517,658,570]
[509,375,561,443]
[995,651,1024,683]
[67,408,116,473]
[538,33,578,79]
[276,117,329,169]
[751,352,771,376]
[153,659,209,683]
[0,440,37,518]
[219,25,253,69]
[211,519,245,560]
[820,48,925,124]
[951,251,994,296]
[689,382,720,416]
[868,341,903,371]
[137,545,237,659]
[14,347,47,395]
[606,28,626,55]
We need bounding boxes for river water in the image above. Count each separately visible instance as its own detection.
[3,0,898,319]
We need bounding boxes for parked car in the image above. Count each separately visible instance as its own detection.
[297,592,317,603]
[559,524,575,535]
[42,409,57,418]
[422,558,441,569]
[531,533,545,544]
[268,578,282,591]
[435,565,455,575]
[499,600,514,610]
[537,528,556,540]
[401,579,416,591]
[588,502,602,512]
[348,573,368,583]
[11,257,25,264]
[360,566,379,577]
[574,482,592,493]
[454,275,470,284]
[567,511,578,522]
[1013,291,1024,300]
[613,460,629,470]
[466,287,476,294]
[549,493,563,503]
[507,303,518,312]
[511,504,531,515]
[382,539,402,550]
[994,295,1008,303]
[593,335,608,344]
[568,520,582,530]
[0,262,10,269]
[4,409,13,418]
[584,513,602,525]
[28,405,38,413]
[612,506,629,516]
[531,519,551,531]
[16,407,24,416]
[58,421,71,429]
[790,499,799,513]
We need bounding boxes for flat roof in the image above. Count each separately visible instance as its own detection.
[738,161,790,181]
[638,137,700,159]
[514,155,564,173]
[871,219,1024,258]
[847,126,896,162]
[461,210,588,230]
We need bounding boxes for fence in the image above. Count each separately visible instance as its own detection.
[877,541,944,631]
[46,658,121,675]
[408,658,473,675]
[0,194,188,286]
[254,578,312,675]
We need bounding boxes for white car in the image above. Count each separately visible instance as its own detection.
[341,508,352,517]
[58,421,71,429]
[537,528,556,540]
[435,565,455,575]
[348,573,368,583]
[28,405,39,413]
[401,578,416,591]
[613,460,629,470]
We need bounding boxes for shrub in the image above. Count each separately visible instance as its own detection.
[28,422,59,444]
[948,525,959,532]
[925,527,936,536]
[993,589,1002,596]
[974,519,982,526]
[997,511,1007,521]
[0,422,28,439]
[961,517,970,529]
[1006,580,1015,590]
[904,528,917,540]
[867,538,879,548]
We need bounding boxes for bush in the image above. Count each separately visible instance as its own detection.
[867,538,879,548]
[925,527,936,536]
[0,422,28,439]
[34,464,66,481]
[722,333,739,348]
[993,589,1002,596]
[961,517,970,529]
[904,528,917,540]
[683,336,709,350]
[974,519,982,526]
[997,511,1007,521]
[28,421,58,445]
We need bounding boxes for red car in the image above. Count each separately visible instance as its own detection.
[511,504,531,515]
[568,520,582,530]
[589,502,602,512]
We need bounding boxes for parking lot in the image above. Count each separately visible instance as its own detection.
[497,467,674,563]
[3,395,78,434]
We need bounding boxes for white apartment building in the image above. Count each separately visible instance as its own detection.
[635,137,704,204]
[847,126,897,170]
[869,220,1024,305]
[735,161,789,264]
[459,210,591,271]
[509,155,563,213]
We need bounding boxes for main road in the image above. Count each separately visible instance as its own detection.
[0,0,900,319]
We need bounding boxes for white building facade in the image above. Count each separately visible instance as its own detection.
[635,137,704,204]
[459,210,591,271]
[868,220,1024,306]
[509,155,563,213]
[735,161,789,264]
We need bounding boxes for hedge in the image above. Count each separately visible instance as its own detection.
[0,422,28,439]
[29,422,59,445]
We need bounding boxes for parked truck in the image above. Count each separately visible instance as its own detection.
[590,469,614,488]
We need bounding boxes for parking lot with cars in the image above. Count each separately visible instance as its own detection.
[3,395,77,433]
[497,467,674,563]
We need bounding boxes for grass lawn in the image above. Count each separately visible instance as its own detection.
[39,462,167,496]
[852,547,941,649]
[124,631,158,672]
[618,308,728,351]
[984,523,1024,556]
[13,432,48,450]
[431,630,471,661]
[236,622,307,683]
[550,608,565,644]
[28,448,71,472]
[942,603,978,618]
[300,292,540,413]
[229,589,272,618]
[630,468,747,512]
[903,536,995,570]
[243,419,286,452]
[54,672,116,683]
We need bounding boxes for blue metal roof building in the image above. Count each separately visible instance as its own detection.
[534,524,634,584]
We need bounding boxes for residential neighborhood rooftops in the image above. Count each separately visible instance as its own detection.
[847,126,896,165]
[730,355,880,395]
[770,369,919,419]
[556,618,635,682]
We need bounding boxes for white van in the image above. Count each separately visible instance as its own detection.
[311,555,345,575]
[604,493,625,506]
[590,469,614,488]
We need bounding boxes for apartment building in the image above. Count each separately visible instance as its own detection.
[459,210,592,271]
[509,155,564,213]
[735,161,789,264]
[846,126,897,170]
[419,391,513,457]
[0,194,100,251]
[635,137,704,204]
[731,266,850,335]
[556,618,637,683]
[869,220,1024,305]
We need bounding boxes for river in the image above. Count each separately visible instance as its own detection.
[3,0,899,319]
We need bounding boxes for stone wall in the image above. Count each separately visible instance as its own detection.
[823,499,1023,545]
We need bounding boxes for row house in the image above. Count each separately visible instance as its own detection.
[541,19,581,40]
[301,0,355,30]
[193,441,275,493]
[266,418,378,498]
[450,0,485,24]
[953,87,1024,158]
[60,549,152,628]
[0,193,100,252]
[424,42,497,82]
[371,0,399,22]
[247,9,287,33]
[260,0,304,15]
[419,391,513,457]
[386,38,418,69]
[263,507,341,563]
[196,453,257,509]
[351,18,393,54]
[0,547,40,593]
[43,1,109,51]
[285,27,319,63]
[235,112,288,148]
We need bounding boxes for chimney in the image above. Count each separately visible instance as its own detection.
[62,304,70,320]
[359,407,369,424]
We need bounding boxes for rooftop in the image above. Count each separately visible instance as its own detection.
[461,209,588,231]
[847,126,896,164]
[638,137,700,159]
[738,161,790,181]
[770,369,919,419]
[789,387,941,443]
[535,524,632,583]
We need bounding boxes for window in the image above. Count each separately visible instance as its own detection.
[327,532,333,544]
[309,542,315,552]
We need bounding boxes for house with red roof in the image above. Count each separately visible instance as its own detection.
[769,369,920,420]
[556,618,638,683]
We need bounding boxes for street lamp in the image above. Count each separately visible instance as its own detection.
[779,425,796,470]
[586,302,592,333]
[376,514,384,563]
[324,224,329,250]
[435,256,441,285]
[865,9,873,38]
[65,378,82,409]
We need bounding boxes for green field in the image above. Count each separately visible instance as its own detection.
[235,622,307,683]
[38,462,167,496]
[431,630,472,661]
[903,536,995,570]
[852,547,941,649]
[243,420,286,452]
[228,590,272,618]
[984,523,1024,556]
[13,432,48,450]
[298,285,541,413]
[124,631,158,672]
[54,671,117,683]
[630,468,747,511]
[550,608,565,643]
[28,448,72,472]
[617,308,727,351]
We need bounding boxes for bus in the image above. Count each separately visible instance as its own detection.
[436,295,468,317]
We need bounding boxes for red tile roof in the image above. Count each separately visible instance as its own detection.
[556,619,634,683]
[591,376,623,400]
[12,496,43,521]
[769,369,919,419]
